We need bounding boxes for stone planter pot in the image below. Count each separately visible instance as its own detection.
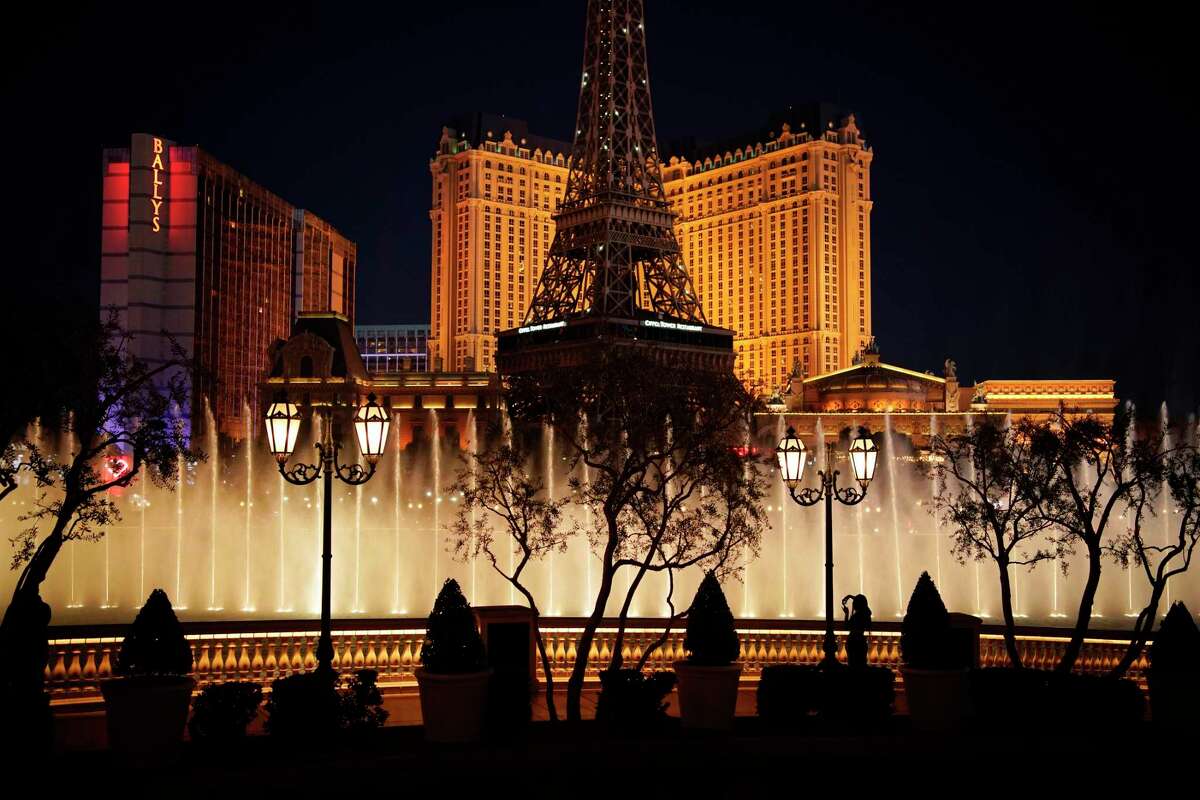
[900,667,971,732]
[1149,672,1200,727]
[415,668,493,743]
[100,675,195,761]
[673,661,742,731]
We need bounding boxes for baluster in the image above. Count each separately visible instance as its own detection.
[196,639,212,680]
[98,641,114,680]
[366,634,379,669]
[400,638,414,670]
[330,634,343,671]
[263,635,278,678]
[216,639,231,681]
[224,638,239,675]
[299,634,313,671]
[66,640,83,691]
[353,633,367,669]
[237,638,251,677]
[248,638,262,681]
[413,632,425,670]
[564,635,577,669]
[250,639,264,681]
[82,640,98,686]
[48,642,68,691]
[389,635,403,678]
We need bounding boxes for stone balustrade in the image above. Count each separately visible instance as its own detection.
[43,620,1148,699]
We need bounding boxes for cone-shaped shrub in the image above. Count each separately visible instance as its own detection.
[684,572,740,666]
[115,588,192,676]
[420,578,486,673]
[901,572,954,669]
[1151,602,1200,675]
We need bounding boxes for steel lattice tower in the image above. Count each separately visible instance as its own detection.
[525,0,703,323]
[497,0,733,374]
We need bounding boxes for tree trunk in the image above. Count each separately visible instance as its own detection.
[565,510,620,722]
[635,571,680,672]
[510,581,559,722]
[996,557,1022,669]
[1057,543,1102,673]
[1110,581,1165,679]
[608,560,650,671]
[532,626,558,723]
[13,514,70,600]
[0,516,69,699]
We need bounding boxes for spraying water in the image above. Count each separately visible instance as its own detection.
[10,400,1197,627]
[391,411,404,614]
[206,398,221,611]
[430,408,441,599]
[242,405,254,613]
[884,413,905,615]
[544,421,555,614]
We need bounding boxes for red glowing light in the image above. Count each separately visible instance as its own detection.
[104,454,132,495]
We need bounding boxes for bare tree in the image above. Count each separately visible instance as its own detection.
[607,441,769,671]
[931,417,1061,667]
[447,432,569,721]
[505,345,761,722]
[1109,444,1199,677]
[0,316,202,707]
[1036,408,1161,673]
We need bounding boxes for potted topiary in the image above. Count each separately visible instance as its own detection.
[100,589,194,760]
[415,579,491,742]
[1148,601,1200,726]
[674,572,741,730]
[188,681,262,745]
[900,572,971,731]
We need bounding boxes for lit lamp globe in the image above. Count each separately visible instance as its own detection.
[265,399,302,464]
[775,426,807,489]
[353,393,390,464]
[848,432,879,487]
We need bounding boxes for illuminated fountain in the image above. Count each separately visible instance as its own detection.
[4,408,1198,629]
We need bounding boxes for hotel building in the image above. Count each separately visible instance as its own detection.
[355,324,430,374]
[428,105,873,392]
[100,133,356,438]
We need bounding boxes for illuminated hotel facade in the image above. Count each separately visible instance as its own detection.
[99,133,356,438]
[355,324,430,374]
[428,106,872,392]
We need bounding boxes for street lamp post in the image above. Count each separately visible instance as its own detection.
[776,426,878,668]
[265,392,390,676]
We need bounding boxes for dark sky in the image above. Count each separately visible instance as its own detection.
[3,1,1196,415]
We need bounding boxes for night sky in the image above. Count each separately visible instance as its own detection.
[4,1,1196,415]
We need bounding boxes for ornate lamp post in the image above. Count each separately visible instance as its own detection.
[776,426,878,668]
[265,392,390,676]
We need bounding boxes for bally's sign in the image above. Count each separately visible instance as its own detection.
[150,137,166,233]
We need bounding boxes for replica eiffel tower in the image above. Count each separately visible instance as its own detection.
[496,0,734,376]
